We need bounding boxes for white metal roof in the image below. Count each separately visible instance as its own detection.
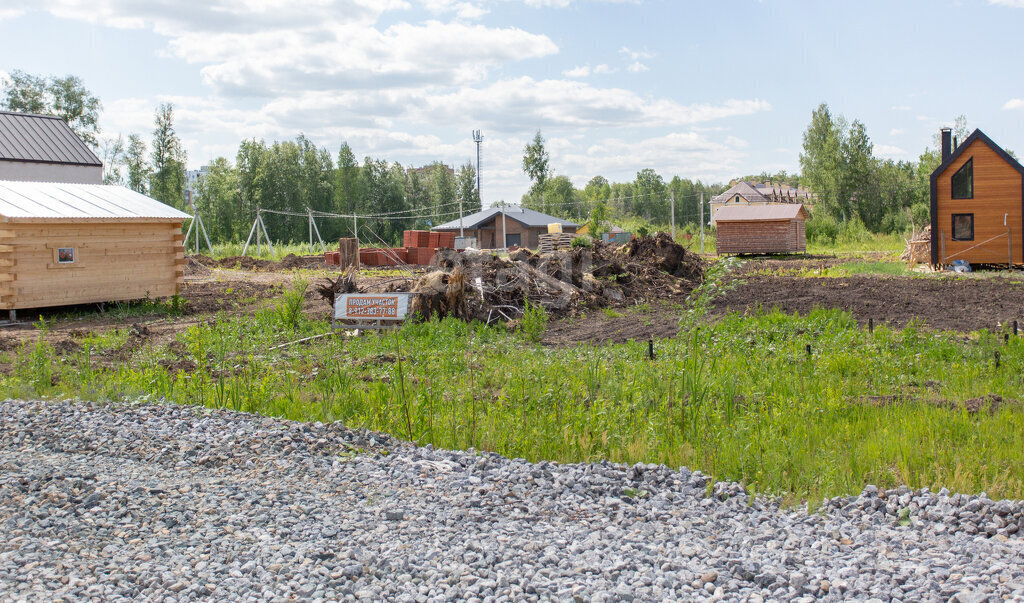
[0,181,191,221]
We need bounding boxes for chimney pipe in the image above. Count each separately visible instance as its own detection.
[941,128,952,161]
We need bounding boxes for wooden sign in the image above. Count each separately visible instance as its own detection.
[334,293,412,321]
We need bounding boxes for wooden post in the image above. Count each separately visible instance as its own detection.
[1014,320,1018,336]
[648,339,655,360]
[869,318,874,333]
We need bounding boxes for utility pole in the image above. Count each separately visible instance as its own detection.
[473,130,483,203]
[670,190,675,241]
[699,191,705,255]
[459,195,464,238]
[500,201,508,250]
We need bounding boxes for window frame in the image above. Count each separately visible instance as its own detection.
[56,247,76,264]
[951,158,974,200]
[951,213,974,242]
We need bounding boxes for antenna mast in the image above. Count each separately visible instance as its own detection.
[472,130,483,203]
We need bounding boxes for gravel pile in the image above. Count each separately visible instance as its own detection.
[2,399,1024,602]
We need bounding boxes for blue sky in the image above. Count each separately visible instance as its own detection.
[1,0,1023,205]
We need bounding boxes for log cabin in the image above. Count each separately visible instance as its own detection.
[432,205,578,249]
[714,204,808,255]
[930,128,1024,266]
[0,181,191,320]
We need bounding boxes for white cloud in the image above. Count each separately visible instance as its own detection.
[889,128,905,136]
[417,0,489,19]
[1003,99,1024,110]
[627,62,649,73]
[12,2,558,95]
[619,46,654,60]
[419,77,772,130]
[990,0,1024,6]
[592,64,616,74]
[563,65,590,78]
[0,7,23,20]
[875,144,907,158]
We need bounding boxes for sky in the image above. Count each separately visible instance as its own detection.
[1,0,1023,206]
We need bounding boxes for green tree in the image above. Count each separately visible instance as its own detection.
[125,134,150,194]
[543,175,577,218]
[633,168,667,222]
[49,75,102,147]
[100,135,126,185]
[334,142,363,226]
[0,70,102,146]
[522,130,550,197]
[800,103,849,220]
[589,200,610,239]
[149,103,187,208]
[195,157,240,242]
[584,176,611,204]
[456,162,482,215]
[426,162,456,223]
[1,70,47,114]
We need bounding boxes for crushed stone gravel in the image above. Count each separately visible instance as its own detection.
[2,399,1024,602]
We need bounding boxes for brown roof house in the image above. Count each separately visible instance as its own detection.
[930,128,1024,266]
[710,181,816,225]
[714,204,809,255]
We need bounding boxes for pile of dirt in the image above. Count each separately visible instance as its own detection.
[410,233,704,323]
[183,256,212,277]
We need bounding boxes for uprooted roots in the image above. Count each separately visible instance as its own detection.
[409,232,704,324]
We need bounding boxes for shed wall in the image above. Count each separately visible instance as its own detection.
[0,221,185,310]
[715,219,805,254]
[0,161,103,184]
[934,139,1023,265]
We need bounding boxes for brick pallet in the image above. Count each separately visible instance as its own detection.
[537,233,574,253]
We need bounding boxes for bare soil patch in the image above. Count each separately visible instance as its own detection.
[714,274,1024,332]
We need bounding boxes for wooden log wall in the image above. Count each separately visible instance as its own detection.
[0,220,184,310]
[715,219,805,254]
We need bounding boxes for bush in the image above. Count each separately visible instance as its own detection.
[806,213,839,244]
[571,235,593,248]
[276,279,308,330]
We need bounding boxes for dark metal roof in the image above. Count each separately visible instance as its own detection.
[0,111,101,167]
[433,205,580,231]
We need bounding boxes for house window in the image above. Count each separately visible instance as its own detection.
[951,213,974,241]
[951,158,973,199]
[57,247,75,264]
[734,195,742,203]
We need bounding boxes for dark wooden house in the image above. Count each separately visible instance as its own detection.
[930,128,1024,266]
[714,204,808,255]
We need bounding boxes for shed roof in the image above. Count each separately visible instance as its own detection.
[0,181,191,221]
[433,205,579,231]
[714,204,808,222]
[0,111,102,167]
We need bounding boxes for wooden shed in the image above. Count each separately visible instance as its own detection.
[930,128,1024,266]
[0,181,191,319]
[714,204,808,254]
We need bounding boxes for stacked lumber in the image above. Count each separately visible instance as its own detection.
[537,233,574,253]
[901,225,931,265]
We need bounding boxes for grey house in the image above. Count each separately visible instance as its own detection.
[0,111,102,184]
[433,205,578,249]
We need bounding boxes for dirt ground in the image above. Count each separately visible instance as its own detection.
[4,254,1024,356]
[715,273,1024,333]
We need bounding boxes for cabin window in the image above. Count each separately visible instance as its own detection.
[952,213,974,241]
[57,247,75,264]
[734,195,742,203]
[951,158,973,199]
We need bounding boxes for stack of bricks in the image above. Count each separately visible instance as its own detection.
[344,230,458,268]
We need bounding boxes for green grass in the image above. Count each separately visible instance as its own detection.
[202,241,318,260]
[5,298,1024,505]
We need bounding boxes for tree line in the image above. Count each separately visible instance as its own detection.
[3,70,971,246]
[519,131,728,233]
